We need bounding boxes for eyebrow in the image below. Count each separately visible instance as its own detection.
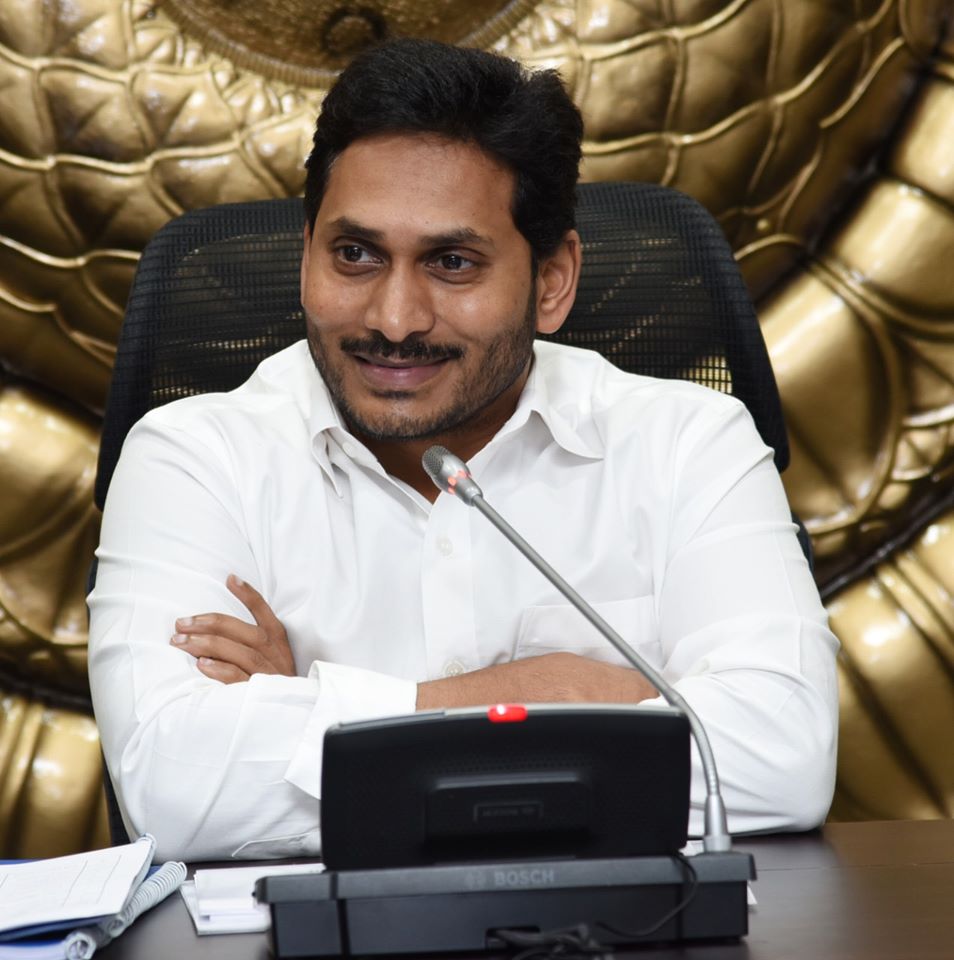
[325,217,495,250]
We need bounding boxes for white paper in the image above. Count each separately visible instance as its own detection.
[0,838,153,933]
[181,863,324,936]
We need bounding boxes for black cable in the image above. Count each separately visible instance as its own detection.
[489,924,608,960]
[490,853,700,959]
[595,852,699,940]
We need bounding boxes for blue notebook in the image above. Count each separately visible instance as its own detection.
[0,836,185,959]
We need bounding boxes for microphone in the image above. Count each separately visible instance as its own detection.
[422,444,732,853]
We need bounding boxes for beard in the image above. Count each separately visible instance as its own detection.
[307,292,537,442]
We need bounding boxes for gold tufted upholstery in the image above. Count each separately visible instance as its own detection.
[0,689,109,855]
[0,0,951,855]
[829,505,954,820]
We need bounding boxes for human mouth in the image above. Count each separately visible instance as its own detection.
[351,352,453,390]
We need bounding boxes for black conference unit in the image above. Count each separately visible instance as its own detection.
[257,851,754,956]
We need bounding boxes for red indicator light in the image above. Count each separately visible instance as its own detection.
[488,704,528,723]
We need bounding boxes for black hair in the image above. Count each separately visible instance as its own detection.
[303,39,583,260]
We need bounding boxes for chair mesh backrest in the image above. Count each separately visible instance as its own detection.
[95,183,787,509]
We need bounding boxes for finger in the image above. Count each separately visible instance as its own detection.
[172,616,294,676]
[225,576,295,676]
[175,613,265,648]
[226,575,284,633]
[171,632,272,677]
[196,656,248,685]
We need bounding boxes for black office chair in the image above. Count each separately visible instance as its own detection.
[95,183,791,508]
[93,182,806,845]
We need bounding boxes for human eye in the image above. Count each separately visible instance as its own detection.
[332,243,380,268]
[429,251,478,276]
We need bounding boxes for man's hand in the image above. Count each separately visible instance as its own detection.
[170,575,294,684]
[416,652,657,710]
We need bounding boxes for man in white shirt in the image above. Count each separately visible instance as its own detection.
[88,39,838,861]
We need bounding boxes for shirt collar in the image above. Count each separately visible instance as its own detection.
[505,342,605,461]
[308,362,345,438]
[307,365,356,497]
[306,340,605,486]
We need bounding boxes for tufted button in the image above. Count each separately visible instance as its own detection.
[442,659,465,678]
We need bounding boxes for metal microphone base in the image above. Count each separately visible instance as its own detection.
[257,852,755,957]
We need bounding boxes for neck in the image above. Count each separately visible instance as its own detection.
[361,439,447,502]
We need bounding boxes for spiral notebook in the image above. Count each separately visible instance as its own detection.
[0,835,185,959]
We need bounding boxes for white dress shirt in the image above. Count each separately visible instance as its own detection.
[88,340,838,862]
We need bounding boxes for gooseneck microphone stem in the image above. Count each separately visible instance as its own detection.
[422,444,732,854]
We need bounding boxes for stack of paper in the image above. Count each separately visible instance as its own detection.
[180,863,324,935]
[0,836,185,959]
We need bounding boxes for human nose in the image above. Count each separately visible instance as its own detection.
[364,264,435,342]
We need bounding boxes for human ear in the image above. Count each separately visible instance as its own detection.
[534,230,582,336]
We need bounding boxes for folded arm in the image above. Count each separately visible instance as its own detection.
[646,400,838,834]
[88,416,416,862]
[416,398,839,835]
[91,397,838,860]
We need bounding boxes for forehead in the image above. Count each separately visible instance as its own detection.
[316,133,521,244]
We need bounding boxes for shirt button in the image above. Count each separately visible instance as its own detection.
[342,441,357,458]
[437,536,453,557]
[443,659,465,677]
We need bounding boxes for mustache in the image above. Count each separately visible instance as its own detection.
[340,333,465,363]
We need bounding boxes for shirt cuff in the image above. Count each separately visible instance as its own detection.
[284,660,418,798]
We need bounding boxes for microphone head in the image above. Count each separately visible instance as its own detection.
[422,445,454,484]
[422,445,483,505]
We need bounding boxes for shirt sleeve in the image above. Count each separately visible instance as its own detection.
[87,413,416,863]
[647,396,839,836]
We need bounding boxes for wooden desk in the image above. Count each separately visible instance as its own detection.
[103,819,954,959]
